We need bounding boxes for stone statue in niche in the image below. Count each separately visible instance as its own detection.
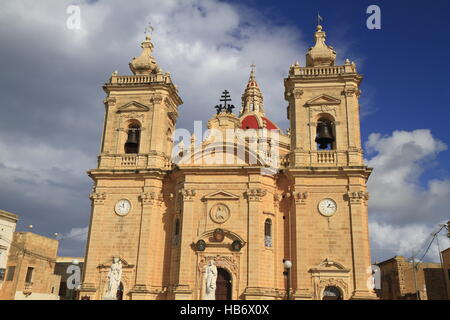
[104,257,122,299]
[203,260,218,300]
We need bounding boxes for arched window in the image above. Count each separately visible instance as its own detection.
[124,123,141,154]
[315,116,335,150]
[264,218,272,247]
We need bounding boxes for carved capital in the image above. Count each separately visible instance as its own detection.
[246,188,267,202]
[139,192,163,206]
[345,191,369,204]
[151,95,163,104]
[293,89,304,99]
[180,188,196,201]
[90,192,106,205]
[343,88,358,98]
[273,193,281,208]
[103,97,116,107]
[294,191,308,205]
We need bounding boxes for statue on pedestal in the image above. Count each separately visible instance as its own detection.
[104,257,122,299]
[203,260,218,300]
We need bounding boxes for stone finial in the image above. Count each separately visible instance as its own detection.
[129,35,160,75]
[305,25,336,67]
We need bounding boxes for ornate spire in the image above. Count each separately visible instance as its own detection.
[129,35,160,75]
[306,24,336,67]
[240,64,264,116]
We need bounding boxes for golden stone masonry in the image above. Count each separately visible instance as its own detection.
[79,24,377,300]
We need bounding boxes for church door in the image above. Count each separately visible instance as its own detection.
[116,282,124,300]
[216,268,232,300]
[322,286,343,300]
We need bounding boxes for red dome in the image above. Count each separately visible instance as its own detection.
[241,115,278,130]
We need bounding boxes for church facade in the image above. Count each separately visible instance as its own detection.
[79,25,377,300]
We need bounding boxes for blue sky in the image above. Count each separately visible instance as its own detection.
[0,0,449,263]
[237,0,450,165]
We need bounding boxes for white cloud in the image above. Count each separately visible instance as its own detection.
[366,130,450,262]
[0,0,310,255]
[0,135,94,207]
[2,1,447,264]
[64,226,88,242]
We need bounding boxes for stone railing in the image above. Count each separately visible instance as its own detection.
[299,66,346,76]
[97,153,175,170]
[121,155,138,166]
[109,73,172,85]
[280,154,290,167]
[315,151,337,164]
[289,64,357,77]
[164,158,174,170]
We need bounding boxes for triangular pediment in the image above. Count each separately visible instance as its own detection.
[305,94,341,106]
[203,190,240,200]
[117,101,150,113]
[309,258,350,273]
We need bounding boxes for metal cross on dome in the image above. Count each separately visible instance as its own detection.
[144,22,154,36]
[214,90,235,114]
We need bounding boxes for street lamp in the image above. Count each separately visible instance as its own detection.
[283,260,292,300]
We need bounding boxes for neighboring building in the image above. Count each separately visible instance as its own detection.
[0,232,61,300]
[0,210,19,289]
[54,257,84,300]
[442,247,450,300]
[80,24,377,300]
[377,256,447,300]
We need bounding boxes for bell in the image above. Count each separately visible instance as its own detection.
[315,121,334,149]
[125,129,139,153]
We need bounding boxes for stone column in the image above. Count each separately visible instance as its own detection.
[79,191,106,300]
[243,187,266,299]
[173,188,196,300]
[346,190,377,299]
[130,190,162,299]
[291,190,313,299]
[343,87,363,166]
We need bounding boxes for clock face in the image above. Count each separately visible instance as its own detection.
[318,198,337,217]
[115,199,131,216]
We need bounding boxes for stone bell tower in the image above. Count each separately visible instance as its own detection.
[284,24,376,300]
[80,35,183,300]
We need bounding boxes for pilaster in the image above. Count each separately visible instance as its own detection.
[345,190,377,299]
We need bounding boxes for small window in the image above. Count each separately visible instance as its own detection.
[0,268,5,281]
[25,267,34,284]
[6,266,15,281]
[448,269,450,282]
[264,219,272,247]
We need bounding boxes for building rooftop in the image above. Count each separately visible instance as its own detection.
[0,209,19,222]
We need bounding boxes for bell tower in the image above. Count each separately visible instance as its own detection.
[98,35,182,169]
[284,24,376,299]
[80,35,183,300]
